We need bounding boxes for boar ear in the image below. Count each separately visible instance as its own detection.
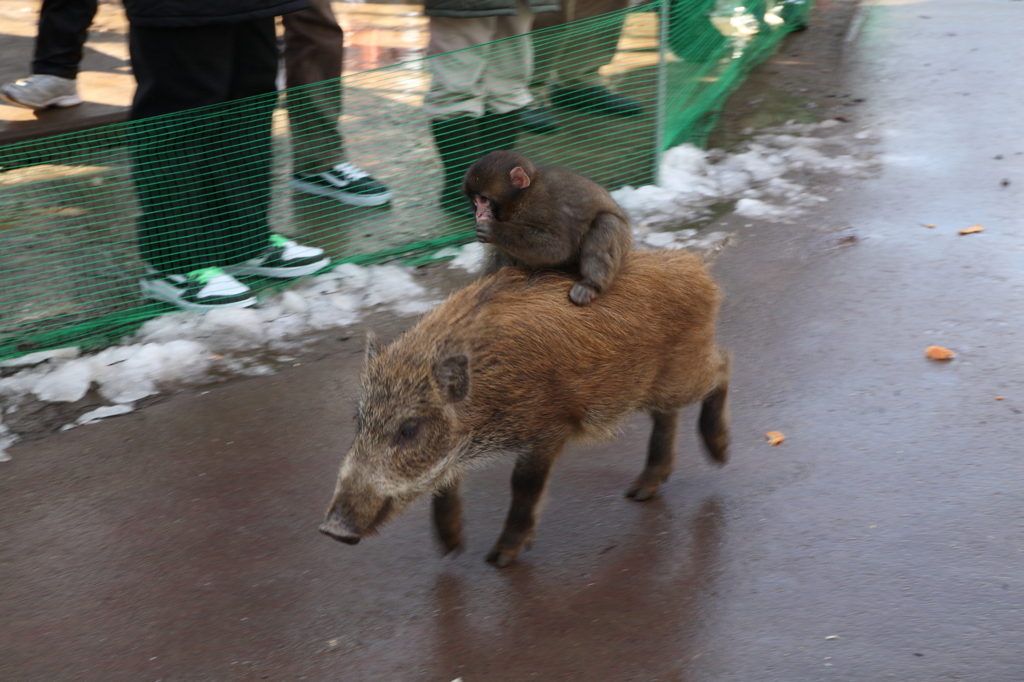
[365,331,381,363]
[434,354,470,403]
[509,166,531,190]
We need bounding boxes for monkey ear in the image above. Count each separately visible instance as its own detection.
[365,331,381,363]
[509,166,531,190]
[434,354,470,403]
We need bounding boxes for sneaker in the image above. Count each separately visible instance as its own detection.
[141,267,256,310]
[550,84,642,118]
[519,106,560,134]
[0,74,82,110]
[223,234,330,278]
[290,162,392,207]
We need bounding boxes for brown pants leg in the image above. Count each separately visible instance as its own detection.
[282,0,345,175]
[423,1,536,120]
[532,0,629,88]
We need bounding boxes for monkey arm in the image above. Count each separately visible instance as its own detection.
[484,220,579,268]
[577,213,633,292]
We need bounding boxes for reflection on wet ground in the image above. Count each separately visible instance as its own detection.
[432,498,725,680]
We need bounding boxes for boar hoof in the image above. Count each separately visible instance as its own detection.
[625,477,663,502]
[438,538,464,557]
[486,547,520,568]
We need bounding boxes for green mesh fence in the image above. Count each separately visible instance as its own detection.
[0,0,808,361]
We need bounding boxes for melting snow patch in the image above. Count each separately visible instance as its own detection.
[613,119,877,228]
[0,261,444,461]
[75,403,136,427]
[447,241,486,274]
[0,422,15,462]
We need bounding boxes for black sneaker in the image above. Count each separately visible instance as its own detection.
[140,267,256,310]
[223,234,330,279]
[519,106,560,134]
[550,84,643,118]
[290,162,392,207]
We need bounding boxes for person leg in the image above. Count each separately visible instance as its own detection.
[480,1,535,115]
[425,15,497,210]
[205,17,280,269]
[216,18,331,279]
[282,0,344,175]
[32,0,99,79]
[130,22,238,275]
[282,0,391,206]
[0,0,97,109]
[476,1,535,151]
[547,0,626,89]
[544,0,642,117]
[424,15,497,121]
[129,22,261,308]
[529,0,570,86]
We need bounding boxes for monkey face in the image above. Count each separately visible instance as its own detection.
[473,196,495,224]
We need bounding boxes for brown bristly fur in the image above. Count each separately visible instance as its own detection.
[321,249,731,567]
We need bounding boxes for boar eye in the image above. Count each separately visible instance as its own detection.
[396,420,421,444]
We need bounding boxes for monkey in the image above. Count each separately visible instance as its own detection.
[462,150,634,306]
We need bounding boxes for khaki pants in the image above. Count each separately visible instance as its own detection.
[423,2,536,121]
[282,0,345,175]
[532,0,630,88]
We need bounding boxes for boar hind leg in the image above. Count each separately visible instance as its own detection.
[487,441,565,568]
[626,409,680,501]
[699,351,731,465]
[432,479,464,555]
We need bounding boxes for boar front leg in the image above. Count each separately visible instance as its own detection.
[432,478,464,554]
[487,440,566,568]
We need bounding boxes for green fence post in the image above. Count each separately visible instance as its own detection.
[655,0,670,182]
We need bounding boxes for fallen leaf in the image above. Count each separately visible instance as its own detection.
[959,224,984,235]
[923,223,936,228]
[765,431,785,446]
[995,396,1004,401]
[925,345,955,360]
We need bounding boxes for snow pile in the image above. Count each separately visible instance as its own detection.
[0,262,442,460]
[447,242,487,274]
[612,119,878,227]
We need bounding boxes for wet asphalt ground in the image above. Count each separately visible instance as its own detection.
[2,1,1023,680]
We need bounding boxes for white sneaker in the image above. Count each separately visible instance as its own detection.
[0,74,82,110]
[223,233,330,278]
[140,267,256,310]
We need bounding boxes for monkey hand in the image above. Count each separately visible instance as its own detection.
[569,282,599,306]
[475,219,494,243]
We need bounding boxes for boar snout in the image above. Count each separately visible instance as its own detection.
[319,517,362,544]
[321,487,396,545]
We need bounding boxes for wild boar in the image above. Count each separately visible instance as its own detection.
[320,249,731,567]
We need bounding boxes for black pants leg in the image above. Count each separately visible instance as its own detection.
[32,0,98,80]
[129,18,279,274]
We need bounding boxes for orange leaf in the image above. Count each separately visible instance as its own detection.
[923,223,936,228]
[958,224,984,235]
[995,396,1004,401]
[925,345,955,361]
[765,431,785,446]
